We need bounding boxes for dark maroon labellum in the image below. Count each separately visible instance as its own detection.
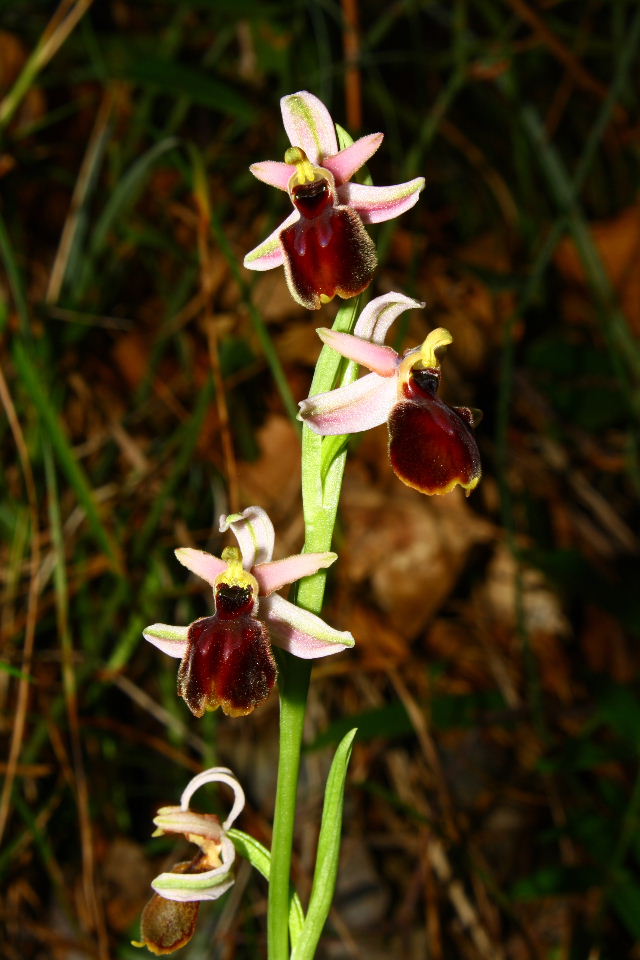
[291,179,333,219]
[280,205,377,310]
[177,583,277,718]
[387,370,481,495]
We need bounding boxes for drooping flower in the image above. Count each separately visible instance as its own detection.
[298,292,482,496]
[143,506,354,718]
[133,767,243,955]
[243,90,424,310]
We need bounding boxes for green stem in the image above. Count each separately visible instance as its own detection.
[267,295,361,959]
[267,655,311,960]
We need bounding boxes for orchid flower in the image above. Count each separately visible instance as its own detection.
[298,292,482,496]
[133,767,243,955]
[243,90,425,310]
[143,506,354,718]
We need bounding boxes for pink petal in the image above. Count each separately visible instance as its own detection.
[143,623,189,658]
[261,594,354,658]
[175,547,226,587]
[298,371,397,436]
[220,506,275,567]
[244,209,299,271]
[317,327,399,376]
[337,177,425,224]
[254,552,337,596]
[323,132,383,184]
[354,291,425,344]
[249,160,293,191]
[281,91,338,163]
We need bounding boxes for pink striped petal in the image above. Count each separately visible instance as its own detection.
[299,371,397,435]
[317,327,399,376]
[354,291,425,343]
[337,177,425,224]
[175,548,226,587]
[281,91,338,163]
[323,133,383,184]
[249,160,294,191]
[254,552,337,596]
[143,623,189,658]
[244,210,299,271]
[220,506,275,567]
[262,594,354,658]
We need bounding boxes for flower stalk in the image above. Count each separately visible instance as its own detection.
[268,293,362,960]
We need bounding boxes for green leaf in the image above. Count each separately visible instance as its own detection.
[227,828,304,947]
[98,138,179,251]
[109,54,255,121]
[291,728,357,960]
[597,684,640,744]
[510,864,599,901]
[77,137,180,298]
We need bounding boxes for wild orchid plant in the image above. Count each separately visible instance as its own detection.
[136,91,481,958]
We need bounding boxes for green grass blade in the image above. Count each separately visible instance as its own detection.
[134,375,214,558]
[0,213,29,332]
[210,209,299,425]
[112,55,256,121]
[12,340,122,570]
[76,137,180,298]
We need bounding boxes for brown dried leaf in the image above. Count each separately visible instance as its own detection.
[341,463,493,637]
[480,545,569,636]
[473,545,574,701]
[580,603,636,684]
[251,269,303,322]
[237,415,301,521]
[101,837,155,932]
[555,203,640,333]
[340,602,411,668]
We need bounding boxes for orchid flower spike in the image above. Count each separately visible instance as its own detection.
[133,767,244,955]
[244,90,425,310]
[298,292,482,496]
[143,506,354,718]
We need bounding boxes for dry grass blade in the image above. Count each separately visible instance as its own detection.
[0,0,94,130]
[342,0,363,132]
[506,0,623,117]
[0,365,40,845]
[46,89,115,304]
[193,150,240,513]
[45,448,110,960]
